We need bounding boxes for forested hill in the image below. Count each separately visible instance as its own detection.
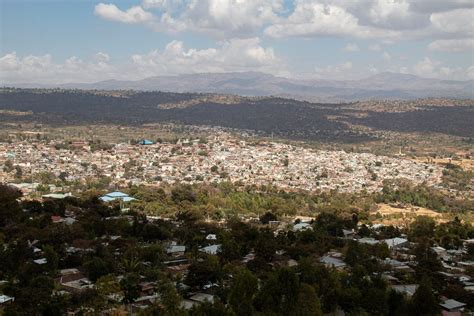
[0,88,473,141]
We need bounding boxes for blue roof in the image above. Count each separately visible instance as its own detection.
[105,191,129,198]
[99,196,115,202]
[122,197,137,202]
[140,139,154,145]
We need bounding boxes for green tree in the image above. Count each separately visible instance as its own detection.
[228,268,258,315]
[294,283,323,316]
[408,276,440,316]
[409,216,436,240]
[84,257,110,282]
[120,273,140,304]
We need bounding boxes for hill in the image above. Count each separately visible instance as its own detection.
[10,72,473,102]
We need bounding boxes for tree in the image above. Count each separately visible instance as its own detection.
[409,216,436,240]
[388,289,408,316]
[228,268,258,315]
[171,185,196,203]
[408,276,440,316]
[84,257,110,282]
[96,274,121,298]
[315,212,344,237]
[186,255,222,288]
[152,276,185,316]
[259,211,277,224]
[3,159,13,172]
[120,273,140,304]
[414,238,442,277]
[0,184,22,226]
[256,268,300,315]
[294,283,323,316]
[43,245,59,272]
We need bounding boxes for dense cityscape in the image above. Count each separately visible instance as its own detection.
[1,131,443,195]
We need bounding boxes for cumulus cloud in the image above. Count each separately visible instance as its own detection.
[313,61,354,80]
[428,39,474,53]
[94,3,154,24]
[264,0,473,42]
[131,37,283,76]
[369,43,382,51]
[94,0,284,38]
[92,0,474,46]
[343,43,359,52]
[0,39,284,84]
[0,52,116,84]
[430,8,474,36]
[263,1,401,39]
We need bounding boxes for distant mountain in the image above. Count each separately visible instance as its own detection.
[8,71,473,102]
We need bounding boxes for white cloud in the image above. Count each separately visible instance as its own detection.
[92,0,474,46]
[382,51,391,61]
[94,3,154,24]
[409,57,469,80]
[313,61,354,80]
[412,57,441,78]
[263,1,401,39]
[0,39,285,84]
[409,0,473,14]
[343,43,359,52]
[95,0,284,38]
[428,39,474,53]
[369,43,382,51]
[131,37,283,76]
[430,8,474,36]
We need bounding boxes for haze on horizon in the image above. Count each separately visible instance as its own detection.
[1,0,473,85]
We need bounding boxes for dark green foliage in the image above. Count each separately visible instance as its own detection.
[408,277,440,316]
[259,211,277,224]
[84,257,110,282]
[228,268,258,315]
[120,273,141,304]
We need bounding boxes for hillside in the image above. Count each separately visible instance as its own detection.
[1,89,473,143]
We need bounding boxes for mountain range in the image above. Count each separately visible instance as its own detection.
[8,72,474,102]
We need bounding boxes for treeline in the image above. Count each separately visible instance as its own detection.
[376,180,473,213]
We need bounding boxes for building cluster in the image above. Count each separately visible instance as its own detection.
[0,132,443,194]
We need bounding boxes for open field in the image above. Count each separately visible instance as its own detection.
[370,203,474,227]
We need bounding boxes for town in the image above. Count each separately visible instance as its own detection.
[0,130,443,196]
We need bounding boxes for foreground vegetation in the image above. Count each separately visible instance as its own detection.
[1,181,473,315]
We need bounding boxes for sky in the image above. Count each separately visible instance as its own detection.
[1,0,473,84]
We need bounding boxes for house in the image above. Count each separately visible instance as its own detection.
[51,215,65,223]
[33,258,47,265]
[139,140,154,145]
[58,268,84,284]
[342,229,355,238]
[320,255,346,269]
[0,295,14,305]
[189,293,215,304]
[206,234,217,241]
[440,299,466,313]
[43,193,74,199]
[167,245,186,257]
[293,222,312,232]
[391,284,418,297]
[99,191,136,202]
[199,244,221,255]
[383,237,408,249]
[357,237,379,246]
[61,278,94,294]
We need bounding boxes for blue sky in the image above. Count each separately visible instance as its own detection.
[1,0,473,84]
